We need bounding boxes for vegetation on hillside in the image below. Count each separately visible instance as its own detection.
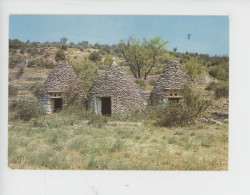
[8,37,229,170]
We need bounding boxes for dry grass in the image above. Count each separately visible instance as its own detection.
[8,120,228,170]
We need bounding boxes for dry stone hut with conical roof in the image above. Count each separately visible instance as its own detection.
[38,61,85,114]
[87,58,147,116]
[149,60,188,106]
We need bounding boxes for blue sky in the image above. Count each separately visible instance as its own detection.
[9,15,229,56]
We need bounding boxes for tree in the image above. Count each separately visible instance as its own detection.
[182,57,205,81]
[104,54,113,66]
[9,39,23,49]
[173,47,177,52]
[55,50,66,62]
[119,35,168,80]
[60,37,68,45]
[68,57,98,91]
[88,51,101,62]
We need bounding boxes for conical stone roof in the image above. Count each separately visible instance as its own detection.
[149,60,188,106]
[88,60,142,97]
[38,61,78,97]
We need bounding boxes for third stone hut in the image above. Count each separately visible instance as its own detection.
[148,60,189,106]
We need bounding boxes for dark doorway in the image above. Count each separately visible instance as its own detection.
[54,98,63,112]
[101,97,111,116]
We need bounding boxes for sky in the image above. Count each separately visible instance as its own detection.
[9,15,229,56]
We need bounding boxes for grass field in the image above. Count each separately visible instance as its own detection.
[8,119,228,170]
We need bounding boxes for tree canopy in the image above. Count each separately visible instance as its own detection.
[119,35,168,80]
[182,57,205,81]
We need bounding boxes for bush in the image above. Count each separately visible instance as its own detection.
[88,51,101,62]
[205,81,229,99]
[209,65,228,81]
[27,48,38,56]
[68,57,98,92]
[205,81,217,91]
[28,82,42,97]
[28,59,53,69]
[55,50,66,62]
[61,45,68,50]
[182,57,205,81]
[215,82,229,99]
[135,79,147,90]
[9,99,43,121]
[155,83,210,127]
[9,84,18,97]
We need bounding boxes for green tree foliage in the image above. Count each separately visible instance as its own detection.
[209,64,229,81]
[9,99,43,121]
[68,57,98,92]
[60,37,68,45]
[28,59,54,69]
[214,81,229,99]
[55,50,66,62]
[104,54,113,66]
[156,83,210,127]
[119,35,168,80]
[88,51,101,62]
[206,81,229,99]
[182,57,205,81]
[9,39,23,49]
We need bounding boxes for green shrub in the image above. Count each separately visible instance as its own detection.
[27,48,37,56]
[135,79,147,90]
[69,57,98,92]
[215,81,229,99]
[156,83,210,127]
[205,81,217,91]
[182,57,205,81]
[9,99,43,121]
[205,81,229,99]
[9,84,18,97]
[88,51,101,62]
[209,65,228,81]
[55,50,66,62]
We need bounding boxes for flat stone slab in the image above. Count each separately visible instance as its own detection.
[107,121,142,127]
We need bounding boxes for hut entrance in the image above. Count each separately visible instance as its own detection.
[101,97,111,116]
[54,98,63,112]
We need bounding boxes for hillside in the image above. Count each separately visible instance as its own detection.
[8,39,229,170]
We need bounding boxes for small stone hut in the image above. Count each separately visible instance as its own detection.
[149,60,188,106]
[38,61,85,114]
[87,58,147,116]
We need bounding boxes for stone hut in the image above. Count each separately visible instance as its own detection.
[149,60,188,106]
[87,58,147,116]
[38,61,85,114]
